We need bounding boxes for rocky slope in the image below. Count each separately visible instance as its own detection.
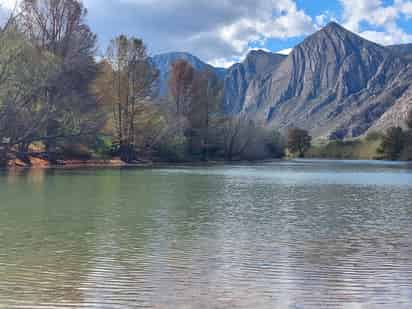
[242,22,412,139]
[222,50,285,113]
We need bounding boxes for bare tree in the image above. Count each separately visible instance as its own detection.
[169,60,195,116]
[406,109,412,130]
[103,35,158,162]
[187,69,222,159]
[219,115,259,161]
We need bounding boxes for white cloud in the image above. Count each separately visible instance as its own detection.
[5,0,412,65]
[82,0,315,66]
[340,0,412,45]
[0,0,17,26]
[0,0,19,10]
[277,48,293,55]
[210,47,272,68]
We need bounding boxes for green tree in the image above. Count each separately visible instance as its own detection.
[379,127,404,160]
[18,0,101,158]
[0,28,57,165]
[401,110,412,161]
[406,109,412,130]
[287,128,312,158]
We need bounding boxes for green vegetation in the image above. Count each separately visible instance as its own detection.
[307,133,382,160]
[307,114,412,161]
[378,110,412,161]
[287,128,312,158]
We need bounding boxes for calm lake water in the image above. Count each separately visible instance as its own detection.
[0,160,412,309]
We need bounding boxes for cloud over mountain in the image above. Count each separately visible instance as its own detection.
[82,0,316,66]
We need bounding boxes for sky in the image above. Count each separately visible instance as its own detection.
[3,0,412,67]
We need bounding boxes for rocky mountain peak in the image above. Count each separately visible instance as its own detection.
[243,22,409,139]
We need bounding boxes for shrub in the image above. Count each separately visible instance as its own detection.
[287,128,312,158]
[378,127,405,160]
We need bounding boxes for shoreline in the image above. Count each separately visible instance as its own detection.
[3,156,411,172]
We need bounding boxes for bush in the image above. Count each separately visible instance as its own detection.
[58,143,92,160]
[378,127,405,160]
[400,132,412,161]
[154,134,187,162]
[307,137,381,160]
[91,135,115,159]
[287,128,312,158]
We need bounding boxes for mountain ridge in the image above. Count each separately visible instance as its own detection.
[151,23,412,139]
[242,22,412,139]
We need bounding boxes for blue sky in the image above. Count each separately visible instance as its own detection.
[3,0,412,67]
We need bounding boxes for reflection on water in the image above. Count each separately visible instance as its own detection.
[0,160,412,308]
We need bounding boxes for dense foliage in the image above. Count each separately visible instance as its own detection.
[287,128,312,158]
[378,111,412,161]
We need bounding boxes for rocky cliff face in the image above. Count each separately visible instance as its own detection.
[243,22,412,139]
[223,50,285,113]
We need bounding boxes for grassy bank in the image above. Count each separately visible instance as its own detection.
[306,135,382,160]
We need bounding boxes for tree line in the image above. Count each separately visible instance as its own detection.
[0,0,286,166]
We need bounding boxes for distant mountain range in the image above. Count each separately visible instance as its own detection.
[151,22,412,140]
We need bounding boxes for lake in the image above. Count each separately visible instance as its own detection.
[0,160,412,308]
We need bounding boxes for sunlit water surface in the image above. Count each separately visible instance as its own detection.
[0,160,412,308]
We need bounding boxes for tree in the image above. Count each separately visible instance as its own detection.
[379,127,404,160]
[169,60,195,116]
[103,35,158,162]
[287,128,312,158]
[187,69,222,159]
[18,0,100,157]
[402,110,412,161]
[0,24,60,162]
[406,109,412,130]
[265,130,285,158]
[218,115,261,161]
[168,60,224,160]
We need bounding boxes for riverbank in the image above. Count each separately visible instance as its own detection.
[4,155,287,170]
[6,156,148,169]
[4,153,411,170]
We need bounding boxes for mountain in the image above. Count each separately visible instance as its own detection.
[151,52,226,96]
[387,43,412,61]
[223,50,286,113]
[150,23,412,139]
[242,22,412,139]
